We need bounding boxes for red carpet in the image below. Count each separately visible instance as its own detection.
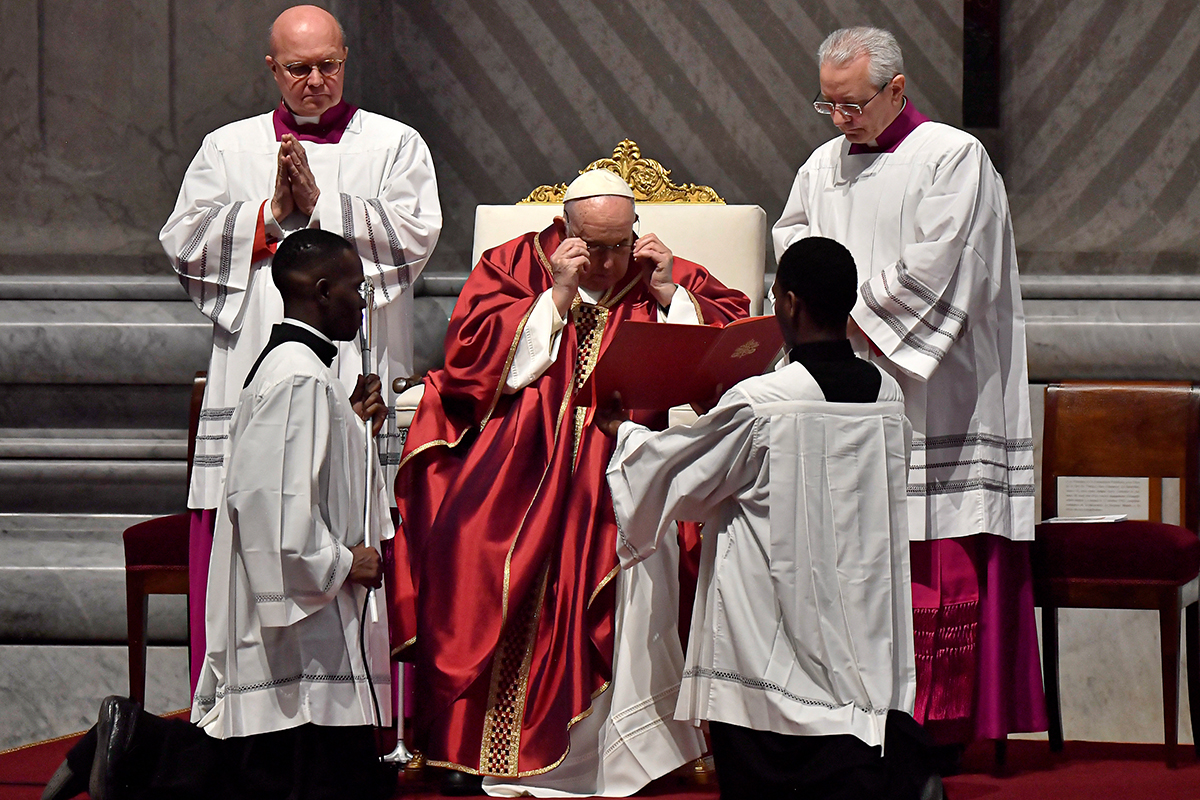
[3,729,1199,799]
[942,738,1200,799]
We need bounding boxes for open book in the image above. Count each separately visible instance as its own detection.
[576,315,783,411]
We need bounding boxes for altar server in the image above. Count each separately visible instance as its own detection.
[42,229,392,800]
[159,3,441,692]
[773,26,1045,754]
[600,237,939,800]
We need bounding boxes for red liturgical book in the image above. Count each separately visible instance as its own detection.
[577,315,784,410]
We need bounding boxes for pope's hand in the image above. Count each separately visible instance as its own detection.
[281,134,321,217]
[550,236,589,316]
[634,233,675,308]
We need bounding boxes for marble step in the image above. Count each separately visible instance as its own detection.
[0,298,210,384]
[0,384,194,430]
[0,272,468,300]
[0,513,187,643]
[0,459,187,514]
[0,428,187,459]
[1024,297,1200,381]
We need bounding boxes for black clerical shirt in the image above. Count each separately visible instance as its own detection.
[243,322,338,388]
[788,339,881,403]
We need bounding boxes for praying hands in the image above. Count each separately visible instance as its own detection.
[270,133,321,220]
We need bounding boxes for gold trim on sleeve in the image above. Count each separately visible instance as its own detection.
[534,234,555,279]
[396,429,471,472]
[390,635,418,658]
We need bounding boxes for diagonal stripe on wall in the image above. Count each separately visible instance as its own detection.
[345,0,964,273]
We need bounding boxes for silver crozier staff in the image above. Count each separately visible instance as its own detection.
[360,280,380,623]
[362,280,415,766]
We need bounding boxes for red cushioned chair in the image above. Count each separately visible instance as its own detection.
[123,372,205,705]
[1033,381,1200,767]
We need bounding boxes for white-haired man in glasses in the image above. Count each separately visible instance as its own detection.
[159,4,441,699]
[774,26,1046,766]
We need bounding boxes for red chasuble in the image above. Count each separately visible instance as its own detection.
[393,221,748,777]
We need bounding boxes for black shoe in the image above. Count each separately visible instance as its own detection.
[929,743,965,777]
[440,768,484,796]
[89,696,142,800]
[41,725,98,800]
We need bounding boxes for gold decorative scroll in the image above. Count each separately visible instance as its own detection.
[519,139,725,204]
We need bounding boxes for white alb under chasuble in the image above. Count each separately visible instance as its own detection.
[161,109,442,509]
[773,122,1035,542]
[192,342,392,739]
[607,362,916,751]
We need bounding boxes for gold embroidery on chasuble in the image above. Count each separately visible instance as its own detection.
[570,302,609,468]
[480,563,551,775]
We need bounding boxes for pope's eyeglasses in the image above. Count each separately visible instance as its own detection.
[565,215,640,257]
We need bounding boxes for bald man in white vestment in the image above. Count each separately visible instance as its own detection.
[773,27,1045,755]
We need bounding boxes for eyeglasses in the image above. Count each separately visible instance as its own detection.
[582,240,632,256]
[279,59,344,80]
[566,216,639,256]
[812,77,894,118]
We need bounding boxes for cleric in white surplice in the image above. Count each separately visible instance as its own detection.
[773,27,1045,749]
[192,229,392,763]
[163,5,440,510]
[600,238,938,799]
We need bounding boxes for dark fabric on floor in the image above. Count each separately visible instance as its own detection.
[708,711,937,800]
[59,710,390,800]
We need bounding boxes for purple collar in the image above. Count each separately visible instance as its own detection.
[847,99,929,154]
[272,100,358,144]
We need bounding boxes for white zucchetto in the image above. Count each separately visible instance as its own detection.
[562,169,635,203]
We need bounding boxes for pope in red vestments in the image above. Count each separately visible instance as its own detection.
[393,171,749,787]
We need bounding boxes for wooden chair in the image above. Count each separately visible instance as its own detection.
[122,371,205,704]
[1033,381,1200,767]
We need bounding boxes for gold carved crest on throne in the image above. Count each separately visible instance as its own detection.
[519,139,725,204]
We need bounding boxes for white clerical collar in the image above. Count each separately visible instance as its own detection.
[283,317,334,344]
[293,113,321,125]
[577,286,603,305]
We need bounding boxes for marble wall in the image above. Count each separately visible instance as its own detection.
[1002,0,1200,276]
[344,0,964,275]
[0,0,298,268]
